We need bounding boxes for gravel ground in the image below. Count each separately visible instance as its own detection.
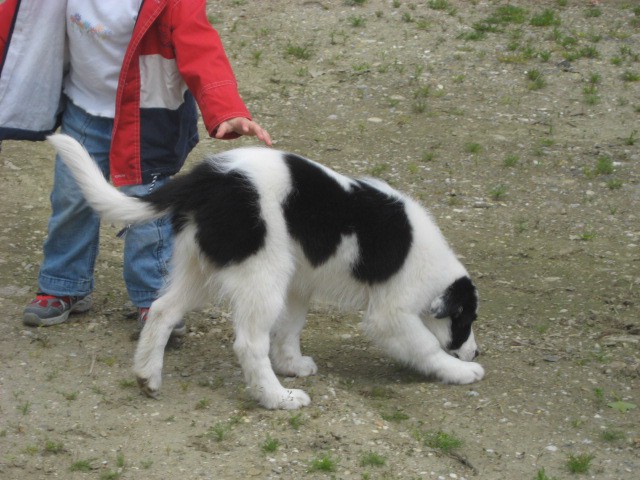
[1,1,639,479]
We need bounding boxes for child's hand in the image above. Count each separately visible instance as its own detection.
[215,117,272,146]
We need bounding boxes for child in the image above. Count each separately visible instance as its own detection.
[0,0,271,331]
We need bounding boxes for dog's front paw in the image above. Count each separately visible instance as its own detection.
[134,364,162,398]
[260,388,311,410]
[136,375,161,398]
[438,359,485,385]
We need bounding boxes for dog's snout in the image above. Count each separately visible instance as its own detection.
[473,349,480,359]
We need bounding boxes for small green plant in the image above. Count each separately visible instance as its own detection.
[370,163,390,177]
[422,430,463,453]
[527,69,545,90]
[100,471,121,480]
[70,459,94,472]
[428,0,449,10]
[195,398,211,410]
[490,184,508,200]
[465,142,482,154]
[595,156,613,175]
[60,390,78,401]
[348,15,366,27]
[585,7,602,18]
[44,439,65,454]
[118,379,136,389]
[206,422,229,442]
[624,130,637,146]
[308,453,338,472]
[360,451,386,467]
[251,50,263,67]
[116,452,125,469]
[141,460,153,469]
[566,453,594,474]
[504,154,519,167]
[262,435,280,453]
[285,43,312,60]
[600,429,624,442]
[289,412,305,430]
[535,467,559,480]
[381,409,410,422]
[607,179,623,190]
[17,400,31,415]
[622,70,640,82]
[531,9,561,27]
[579,230,597,241]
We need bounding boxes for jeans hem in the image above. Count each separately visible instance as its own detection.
[38,274,93,297]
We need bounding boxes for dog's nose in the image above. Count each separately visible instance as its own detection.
[473,349,480,359]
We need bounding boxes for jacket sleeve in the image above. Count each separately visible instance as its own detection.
[170,0,251,139]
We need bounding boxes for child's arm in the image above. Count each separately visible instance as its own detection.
[170,0,270,145]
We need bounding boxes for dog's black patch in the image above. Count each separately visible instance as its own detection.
[283,154,413,284]
[432,276,478,350]
[145,161,266,267]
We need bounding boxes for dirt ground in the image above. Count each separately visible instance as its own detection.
[1,1,639,479]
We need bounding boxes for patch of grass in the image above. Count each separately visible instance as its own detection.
[44,439,65,455]
[118,379,136,389]
[492,5,527,24]
[308,453,338,473]
[607,179,623,190]
[348,15,366,27]
[360,451,386,467]
[17,401,31,415]
[60,390,78,401]
[428,0,449,11]
[566,453,594,474]
[262,435,280,453]
[206,422,230,442]
[381,409,410,422]
[464,142,482,154]
[530,9,561,27]
[579,230,597,241]
[289,412,305,430]
[490,184,508,200]
[535,467,559,480]
[595,156,614,175]
[504,155,519,167]
[70,459,94,472]
[370,163,390,177]
[624,130,637,146]
[622,70,640,82]
[585,7,602,18]
[422,430,463,453]
[285,43,312,60]
[100,471,121,480]
[600,429,624,442]
[527,69,546,90]
[195,398,211,410]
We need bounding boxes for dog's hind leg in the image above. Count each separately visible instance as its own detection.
[362,308,484,385]
[228,274,311,410]
[270,289,318,378]
[134,228,210,397]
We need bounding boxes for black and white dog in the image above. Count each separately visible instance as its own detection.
[47,134,484,410]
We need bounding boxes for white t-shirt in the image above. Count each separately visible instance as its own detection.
[64,0,143,118]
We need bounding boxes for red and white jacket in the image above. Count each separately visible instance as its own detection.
[0,0,252,186]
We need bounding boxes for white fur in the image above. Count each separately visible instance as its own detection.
[48,135,484,410]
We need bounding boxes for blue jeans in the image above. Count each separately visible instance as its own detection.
[38,100,173,307]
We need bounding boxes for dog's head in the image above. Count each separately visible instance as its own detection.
[423,276,479,361]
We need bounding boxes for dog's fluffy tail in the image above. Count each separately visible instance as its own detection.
[47,134,165,225]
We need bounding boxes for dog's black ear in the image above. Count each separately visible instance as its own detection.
[430,277,477,320]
